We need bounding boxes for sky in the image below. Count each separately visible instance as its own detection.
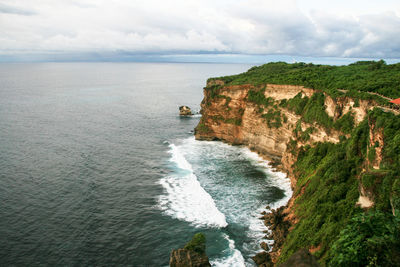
[1,0,400,63]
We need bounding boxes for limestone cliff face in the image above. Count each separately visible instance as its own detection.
[324,95,374,125]
[194,81,382,265]
[195,82,348,181]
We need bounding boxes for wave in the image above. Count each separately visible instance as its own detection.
[242,149,293,210]
[241,148,293,250]
[211,234,246,267]
[158,143,228,228]
[159,137,293,265]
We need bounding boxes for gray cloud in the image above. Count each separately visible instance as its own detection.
[0,3,35,16]
[0,0,399,60]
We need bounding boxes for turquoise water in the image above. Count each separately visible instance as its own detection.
[0,63,291,266]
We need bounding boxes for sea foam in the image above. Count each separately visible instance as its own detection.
[158,143,228,228]
[211,234,246,267]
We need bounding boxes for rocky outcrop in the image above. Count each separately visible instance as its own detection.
[169,249,211,267]
[260,206,292,264]
[367,118,384,169]
[169,233,211,267]
[324,95,374,125]
[179,106,193,116]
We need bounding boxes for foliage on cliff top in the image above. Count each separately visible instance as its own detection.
[279,109,400,265]
[208,61,400,101]
[328,211,400,267]
[184,233,207,255]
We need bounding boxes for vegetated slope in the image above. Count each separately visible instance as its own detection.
[195,61,400,266]
[281,108,400,266]
[209,60,400,101]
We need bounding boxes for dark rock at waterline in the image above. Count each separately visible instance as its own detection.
[277,248,320,267]
[252,251,273,267]
[179,106,193,116]
[169,233,211,267]
[262,207,291,249]
[260,241,270,251]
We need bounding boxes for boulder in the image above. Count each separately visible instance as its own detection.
[179,106,192,116]
[260,241,270,251]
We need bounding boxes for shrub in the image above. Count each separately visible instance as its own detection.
[328,211,400,267]
[184,233,207,255]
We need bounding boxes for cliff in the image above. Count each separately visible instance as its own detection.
[195,82,367,183]
[194,69,400,266]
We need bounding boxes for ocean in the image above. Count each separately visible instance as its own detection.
[0,62,292,266]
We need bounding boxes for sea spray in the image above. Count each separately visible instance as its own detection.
[158,143,228,228]
[177,137,293,261]
[160,137,293,265]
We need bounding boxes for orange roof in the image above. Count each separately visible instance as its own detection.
[390,98,400,104]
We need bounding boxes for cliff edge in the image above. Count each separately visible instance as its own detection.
[194,62,400,266]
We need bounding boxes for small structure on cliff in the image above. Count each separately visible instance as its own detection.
[389,98,400,105]
[179,105,193,116]
[169,233,211,267]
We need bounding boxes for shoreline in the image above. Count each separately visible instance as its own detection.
[196,137,296,265]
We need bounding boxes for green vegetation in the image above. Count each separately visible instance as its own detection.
[278,109,400,266]
[328,211,400,266]
[225,118,242,126]
[293,121,315,142]
[284,92,333,129]
[206,84,223,99]
[208,61,400,101]
[200,62,400,266]
[333,112,355,134]
[210,115,242,125]
[195,122,212,134]
[184,233,207,255]
[216,95,232,108]
[248,87,274,106]
[262,109,282,128]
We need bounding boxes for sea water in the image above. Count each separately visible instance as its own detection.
[0,62,292,266]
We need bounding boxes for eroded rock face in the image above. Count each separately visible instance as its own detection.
[195,83,343,177]
[169,249,211,267]
[261,207,292,263]
[179,105,192,116]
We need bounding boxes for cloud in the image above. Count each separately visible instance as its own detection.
[0,0,399,60]
[0,3,36,16]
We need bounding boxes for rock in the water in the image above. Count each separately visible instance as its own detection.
[179,105,192,116]
[169,249,211,267]
[277,248,320,267]
[260,241,270,251]
[169,233,211,267]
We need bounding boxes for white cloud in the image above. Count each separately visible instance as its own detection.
[0,0,399,59]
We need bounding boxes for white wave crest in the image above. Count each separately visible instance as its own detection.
[211,234,246,267]
[242,148,293,209]
[158,143,228,228]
